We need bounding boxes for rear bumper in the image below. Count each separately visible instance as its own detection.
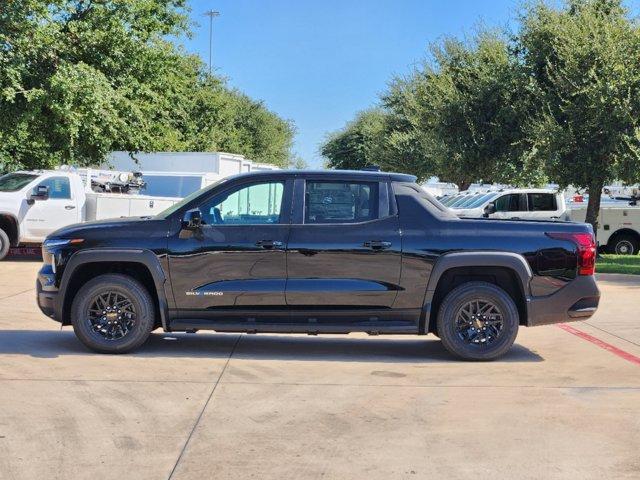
[36,266,61,322]
[526,275,600,327]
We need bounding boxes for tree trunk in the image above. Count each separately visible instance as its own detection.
[585,180,604,239]
[458,181,471,192]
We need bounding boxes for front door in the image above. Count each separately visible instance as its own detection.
[491,193,527,220]
[168,178,292,318]
[22,176,80,242]
[286,178,402,311]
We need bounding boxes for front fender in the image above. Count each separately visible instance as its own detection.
[57,249,170,331]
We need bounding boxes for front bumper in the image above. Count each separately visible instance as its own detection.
[526,275,600,326]
[36,266,60,322]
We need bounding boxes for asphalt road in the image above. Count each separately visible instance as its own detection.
[0,261,639,480]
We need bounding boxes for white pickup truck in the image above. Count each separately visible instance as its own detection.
[444,189,568,221]
[0,170,179,260]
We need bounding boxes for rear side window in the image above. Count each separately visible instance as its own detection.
[494,194,525,212]
[35,177,71,199]
[305,181,378,224]
[528,193,557,211]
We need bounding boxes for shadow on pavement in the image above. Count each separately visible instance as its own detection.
[0,329,544,363]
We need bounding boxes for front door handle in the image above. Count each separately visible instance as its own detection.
[363,240,392,250]
[65,205,76,210]
[256,240,284,249]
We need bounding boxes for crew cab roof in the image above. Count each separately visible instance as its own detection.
[226,169,417,183]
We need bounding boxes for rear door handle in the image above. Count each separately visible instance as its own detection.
[65,205,76,210]
[256,240,284,249]
[363,240,392,250]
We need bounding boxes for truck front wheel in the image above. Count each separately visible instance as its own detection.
[71,274,155,353]
[437,282,519,361]
[0,229,9,261]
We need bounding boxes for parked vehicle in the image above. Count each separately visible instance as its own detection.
[449,189,567,221]
[36,170,599,360]
[569,202,640,255]
[0,170,180,260]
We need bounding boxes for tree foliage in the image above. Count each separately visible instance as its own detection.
[0,0,294,171]
[517,0,640,228]
[321,109,387,171]
[321,0,640,232]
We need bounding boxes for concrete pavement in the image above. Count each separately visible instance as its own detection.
[0,261,638,479]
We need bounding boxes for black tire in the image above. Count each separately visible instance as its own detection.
[437,282,519,361]
[0,228,9,261]
[71,274,155,353]
[608,234,639,255]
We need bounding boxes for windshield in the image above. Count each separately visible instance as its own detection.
[155,178,228,219]
[0,173,38,192]
[452,192,498,209]
[448,195,476,207]
[440,195,460,206]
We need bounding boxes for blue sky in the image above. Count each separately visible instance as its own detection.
[182,1,636,167]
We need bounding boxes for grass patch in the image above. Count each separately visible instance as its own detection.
[597,254,640,275]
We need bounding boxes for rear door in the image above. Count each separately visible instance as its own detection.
[285,176,402,310]
[526,192,562,220]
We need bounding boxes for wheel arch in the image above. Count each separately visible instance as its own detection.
[57,249,170,330]
[0,213,20,246]
[421,252,532,334]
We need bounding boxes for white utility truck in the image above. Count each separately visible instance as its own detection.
[568,200,640,255]
[0,170,180,260]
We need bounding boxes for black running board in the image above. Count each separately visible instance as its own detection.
[169,319,419,335]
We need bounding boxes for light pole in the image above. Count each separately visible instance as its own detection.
[204,10,220,75]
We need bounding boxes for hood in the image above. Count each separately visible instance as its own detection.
[0,190,25,216]
[49,216,165,240]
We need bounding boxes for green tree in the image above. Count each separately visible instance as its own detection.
[0,1,294,171]
[321,108,388,171]
[384,31,540,190]
[517,0,640,232]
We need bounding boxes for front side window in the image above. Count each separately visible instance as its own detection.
[0,173,38,192]
[494,194,525,212]
[35,177,71,199]
[305,181,378,224]
[528,193,557,211]
[199,181,284,225]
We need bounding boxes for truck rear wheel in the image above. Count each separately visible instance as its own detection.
[437,282,519,361]
[0,229,9,261]
[71,274,155,353]
[608,234,639,255]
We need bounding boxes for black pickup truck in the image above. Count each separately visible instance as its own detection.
[36,170,600,360]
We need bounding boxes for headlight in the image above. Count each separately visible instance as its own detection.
[43,238,84,251]
[42,239,83,273]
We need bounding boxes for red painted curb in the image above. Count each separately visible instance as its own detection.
[557,323,640,366]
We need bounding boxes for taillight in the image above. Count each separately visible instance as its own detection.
[546,232,596,275]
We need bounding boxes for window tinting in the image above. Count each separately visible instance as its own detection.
[36,177,71,199]
[528,193,557,211]
[305,181,378,224]
[494,194,524,212]
[199,181,284,225]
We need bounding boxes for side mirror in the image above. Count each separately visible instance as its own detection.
[28,185,49,204]
[183,208,203,230]
[483,202,496,218]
